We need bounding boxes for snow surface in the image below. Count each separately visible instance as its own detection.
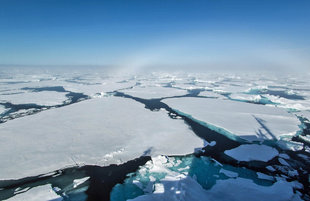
[163,97,300,142]
[264,94,310,111]
[229,93,265,103]
[0,91,68,106]
[119,86,187,99]
[63,79,137,97]
[0,96,202,180]
[198,91,227,99]
[5,184,61,201]
[224,144,279,162]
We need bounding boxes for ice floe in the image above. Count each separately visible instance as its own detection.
[0,105,6,115]
[163,97,300,142]
[4,184,61,201]
[224,144,279,162]
[0,91,68,106]
[63,79,137,97]
[0,96,202,179]
[119,86,187,99]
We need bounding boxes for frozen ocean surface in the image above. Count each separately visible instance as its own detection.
[0,96,202,180]
[5,185,62,201]
[163,97,300,142]
[0,70,309,201]
[224,144,279,162]
[0,91,68,106]
[119,86,187,99]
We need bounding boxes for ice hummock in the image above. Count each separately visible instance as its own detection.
[163,97,300,142]
[0,96,203,180]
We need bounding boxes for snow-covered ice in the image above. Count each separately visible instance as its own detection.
[163,97,300,142]
[119,86,188,99]
[0,105,6,115]
[224,144,279,162]
[198,91,227,99]
[0,96,202,180]
[0,71,309,200]
[0,91,68,106]
[63,79,137,97]
[4,184,61,201]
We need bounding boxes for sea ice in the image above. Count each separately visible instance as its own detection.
[224,144,279,162]
[263,94,310,111]
[128,175,210,201]
[119,86,187,99]
[202,177,302,201]
[128,170,300,201]
[63,78,137,97]
[163,97,300,142]
[4,184,61,201]
[0,91,68,106]
[0,97,202,180]
[0,105,6,115]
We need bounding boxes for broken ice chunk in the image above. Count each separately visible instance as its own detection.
[224,144,279,162]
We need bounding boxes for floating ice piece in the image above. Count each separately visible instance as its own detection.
[128,175,301,201]
[279,153,290,160]
[256,172,274,181]
[198,91,227,99]
[4,184,61,201]
[229,93,274,105]
[120,86,187,99]
[203,177,302,201]
[73,177,90,188]
[0,105,6,115]
[0,91,68,106]
[128,174,210,201]
[219,169,238,177]
[224,144,279,162]
[163,97,300,142]
[278,158,290,166]
[0,97,202,180]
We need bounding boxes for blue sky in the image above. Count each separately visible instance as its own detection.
[0,0,309,71]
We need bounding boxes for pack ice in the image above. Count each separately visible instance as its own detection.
[120,86,187,99]
[163,97,300,142]
[0,97,202,180]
